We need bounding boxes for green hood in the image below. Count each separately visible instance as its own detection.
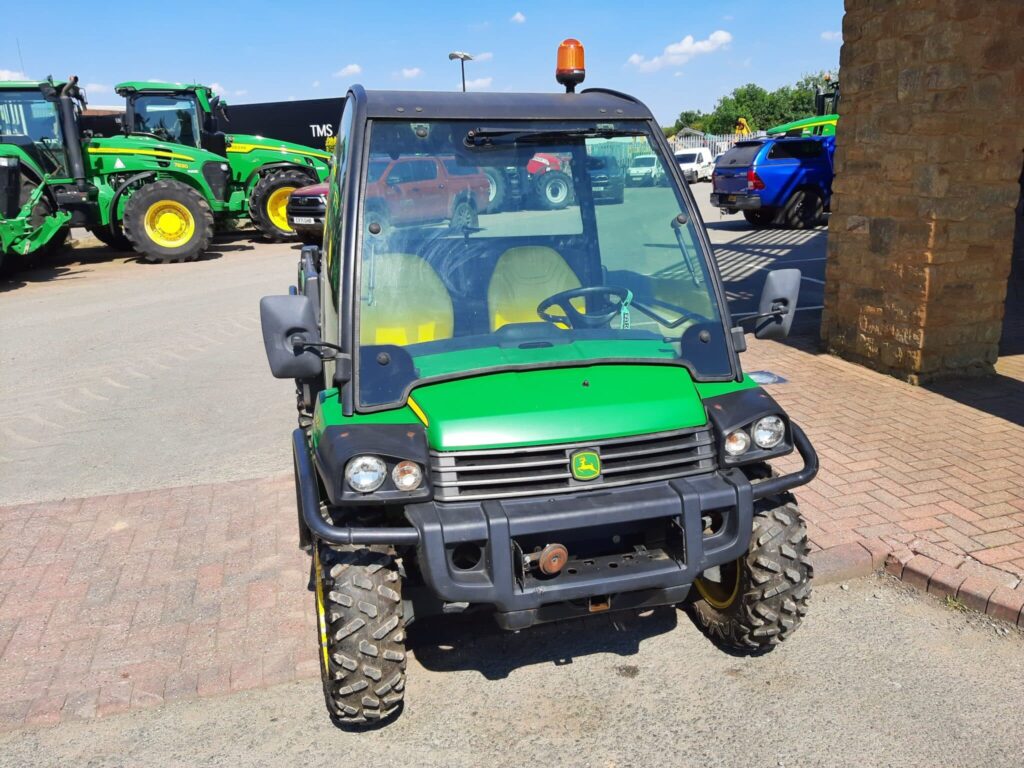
[226,133,331,161]
[409,364,708,452]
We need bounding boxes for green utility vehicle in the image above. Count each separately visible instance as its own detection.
[260,47,818,725]
[1,76,247,267]
[113,82,332,241]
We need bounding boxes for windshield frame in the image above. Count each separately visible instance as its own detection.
[340,110,740,416]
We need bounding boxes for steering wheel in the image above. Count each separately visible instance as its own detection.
[537,285,631,329]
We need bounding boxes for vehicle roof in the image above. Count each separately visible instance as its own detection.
[0,80,67,91]
[115,81,212,94]
[358,87,653,121]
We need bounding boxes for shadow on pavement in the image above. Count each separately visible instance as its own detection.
[410,605,678,680]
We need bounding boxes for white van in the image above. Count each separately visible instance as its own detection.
[626,154,665,186]
[674,147,714,183]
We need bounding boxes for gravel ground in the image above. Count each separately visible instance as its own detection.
[1,576,1020,768]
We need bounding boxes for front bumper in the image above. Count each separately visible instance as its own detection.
[286,198,326,231]
[710,192,761,210]
[293,424,818,627]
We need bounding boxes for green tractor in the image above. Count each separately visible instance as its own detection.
[1,76,259,267]
[113,81,332,241]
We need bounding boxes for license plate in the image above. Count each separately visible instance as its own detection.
[726,195,736,202]
[593,186,606,191]
[292,217,316,225]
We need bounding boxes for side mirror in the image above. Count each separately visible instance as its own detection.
[259,294,323,378]
[754,269,801,340]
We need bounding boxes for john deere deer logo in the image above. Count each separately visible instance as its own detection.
[570,450,601,481]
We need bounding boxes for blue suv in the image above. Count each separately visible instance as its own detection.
[710,136,834,228]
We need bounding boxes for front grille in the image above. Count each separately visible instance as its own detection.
[288,195,325,211]
[430,427,716,502]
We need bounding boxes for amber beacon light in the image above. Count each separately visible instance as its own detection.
[556,38,586,93]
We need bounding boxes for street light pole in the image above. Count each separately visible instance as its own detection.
[448,51,474,92]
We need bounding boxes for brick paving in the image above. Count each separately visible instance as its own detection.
[1,339,1022,730]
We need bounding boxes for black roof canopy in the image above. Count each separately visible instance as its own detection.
[356,87,653,121]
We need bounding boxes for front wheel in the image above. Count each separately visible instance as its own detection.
[122,180,214,263]
[249,168,313,241]
[534,170,572,210]
[448,198,479,231]
[690,493,812,654]
[314,543,407,725]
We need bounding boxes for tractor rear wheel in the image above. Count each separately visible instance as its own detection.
[123,180,214,263]
[249,169,311,242]
[483,168,507,213]
[689,485,812,654]
[313,542,407,725]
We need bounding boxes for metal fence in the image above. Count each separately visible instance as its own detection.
[668,131,765,157]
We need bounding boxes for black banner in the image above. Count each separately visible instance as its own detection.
[226,97,345,151]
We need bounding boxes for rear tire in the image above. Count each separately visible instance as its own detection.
[483,168,507,213]
[123,180,214,263]
[743,209,774,228]
[534,170,572,210]
[779,188,824,230]
[314,542,407,725]
[448,198,479,231]
[690,490,812,654]
[249,168,313,242]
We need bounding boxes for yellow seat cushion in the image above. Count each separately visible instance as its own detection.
[488,246,580,331]
[360,253,454,346]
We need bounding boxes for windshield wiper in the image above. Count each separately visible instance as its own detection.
[465,126,642,148]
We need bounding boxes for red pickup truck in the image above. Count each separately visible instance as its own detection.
[287,155,488,244]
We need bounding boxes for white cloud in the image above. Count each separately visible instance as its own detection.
[0,69,27,80]
[673,71,683,78]
[234,89,248,97]
[209,82,225,95]
[821,30,842,42]
[85,83,111,95]
[627,30,732,73]
[400,67,423,79]
[474,51,493,61]
[464,76,493,91]
[312,80,320,88]
[510,11,525,23]
[333,63,362,78]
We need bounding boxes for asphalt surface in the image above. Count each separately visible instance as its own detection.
[0,184,825,506]
[0,576,1020,767]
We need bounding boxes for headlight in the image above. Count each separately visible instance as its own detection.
[345,455,386,493]
[220,163,229,172]
[392,460,423,492]
[724,429,751,457]
[752,416,786,449]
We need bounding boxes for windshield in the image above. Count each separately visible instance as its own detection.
[631,156,656,167]
[354,119,731,409]
[0,89,68,176]
[131,94,201,146]
[676,153,698,164]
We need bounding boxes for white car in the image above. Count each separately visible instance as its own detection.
[674,147,714,183]
[626,153,665,186]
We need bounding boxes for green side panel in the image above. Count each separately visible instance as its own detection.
[766,114,839,136]
[410,364,709,451]
[311,389,419,448]
[226,133,331,187]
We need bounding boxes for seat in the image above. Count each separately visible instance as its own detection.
[487,246,580,331]
[359,253,454,346]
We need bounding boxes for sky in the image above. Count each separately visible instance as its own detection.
[1,0,844,124]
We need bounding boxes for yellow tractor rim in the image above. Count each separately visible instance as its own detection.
[267,187,296,232]
[144,200,195,248]
[694,558,742,610]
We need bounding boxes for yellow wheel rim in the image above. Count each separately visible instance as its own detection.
[143,200,195,248]
[694,558,742,610]
[267,187,296,232]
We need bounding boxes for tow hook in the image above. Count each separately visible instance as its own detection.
[523,543,569,575]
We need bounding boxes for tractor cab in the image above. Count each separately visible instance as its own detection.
[115,81,229,157]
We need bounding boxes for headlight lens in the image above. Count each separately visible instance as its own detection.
[392,460,423,492]
[724,429,751,457]
[345,455,386,493]
[752,416,786,449]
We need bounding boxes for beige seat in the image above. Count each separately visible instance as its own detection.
[359,253,454,346]
[487,246,580,331]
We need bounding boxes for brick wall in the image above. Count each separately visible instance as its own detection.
[822,0,1024,383]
